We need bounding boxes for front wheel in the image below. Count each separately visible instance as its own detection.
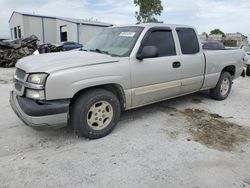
[247,65,250,76]
[210,71,232,100]
[70,89,121,139]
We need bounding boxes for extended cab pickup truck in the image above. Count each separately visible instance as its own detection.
[10,24,246,139]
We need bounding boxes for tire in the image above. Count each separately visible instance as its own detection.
[70,89,121,139]
[210,71,232,100]
[247,65,250,76]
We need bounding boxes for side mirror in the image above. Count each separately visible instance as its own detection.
[136,46,159,60]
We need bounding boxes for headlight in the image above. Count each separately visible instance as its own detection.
[26,89,45,100]
[27,73,48,85]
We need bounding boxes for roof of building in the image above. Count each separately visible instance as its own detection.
[9,11,113,27]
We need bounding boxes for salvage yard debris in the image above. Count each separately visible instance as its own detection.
[0,35,38,67]
[0,35,63,68]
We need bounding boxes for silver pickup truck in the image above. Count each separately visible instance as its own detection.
[10,23,246,139]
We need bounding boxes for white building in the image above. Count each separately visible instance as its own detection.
[226,33,248,46]
[9,11,113,45]
[208,34,223,41]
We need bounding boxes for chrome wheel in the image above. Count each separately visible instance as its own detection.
[220,78,230,96]
[87,101,113,130]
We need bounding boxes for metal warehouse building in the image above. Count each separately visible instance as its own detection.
[9,11,113,45]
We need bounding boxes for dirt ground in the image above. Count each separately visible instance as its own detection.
[0,68,250,188]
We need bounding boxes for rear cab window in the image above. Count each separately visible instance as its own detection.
[176,28,200,54]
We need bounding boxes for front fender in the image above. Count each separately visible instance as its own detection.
[45,60,130,100]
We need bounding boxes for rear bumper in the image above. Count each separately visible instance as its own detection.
[9,91,69,127]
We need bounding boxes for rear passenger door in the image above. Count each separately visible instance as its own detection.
[175,28,205,94]
[131,28,183,107]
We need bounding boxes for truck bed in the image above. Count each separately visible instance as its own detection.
[202,49,245,89]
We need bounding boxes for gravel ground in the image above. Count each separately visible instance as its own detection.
[0,68,250,188]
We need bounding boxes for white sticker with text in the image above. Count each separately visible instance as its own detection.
[119,32,136,37]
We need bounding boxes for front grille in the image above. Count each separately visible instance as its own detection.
[14,68,27,96]
[15,68,26,80]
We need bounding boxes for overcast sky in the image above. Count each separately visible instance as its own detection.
[0,0,250,38]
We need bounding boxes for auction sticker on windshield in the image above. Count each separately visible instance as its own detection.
[119,32,136,37]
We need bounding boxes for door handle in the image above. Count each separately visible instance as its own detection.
[172,61,181,68]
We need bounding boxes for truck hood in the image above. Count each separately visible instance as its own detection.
[16,51,120,73]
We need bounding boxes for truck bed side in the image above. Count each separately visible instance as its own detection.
[201,49,245,90]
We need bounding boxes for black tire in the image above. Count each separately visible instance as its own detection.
[70,89,121,139]
[247,65,250,76]
[210,71,232,100]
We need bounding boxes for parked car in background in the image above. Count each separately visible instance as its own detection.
[201,41,225,50]
[62,42,83,51]
[38,43,63,54]
[241,45,250,76]
[10,24,245,139]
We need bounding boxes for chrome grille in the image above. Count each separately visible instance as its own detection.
[15,68,26,80]
[14,68,27,96]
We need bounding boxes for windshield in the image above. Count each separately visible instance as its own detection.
[83,26,144,57]
[243,46,250,53]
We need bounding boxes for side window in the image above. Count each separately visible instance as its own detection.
[143,30,176,57]
[218,43,225,50]
[202,43,209,49]
[211,42,218,50]
[176,28,200,54]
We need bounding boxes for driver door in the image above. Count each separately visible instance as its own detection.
[131,28,183,107]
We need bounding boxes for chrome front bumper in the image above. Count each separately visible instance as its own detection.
[9,91,68,127]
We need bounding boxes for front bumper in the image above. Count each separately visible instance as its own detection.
[9,91,69,127]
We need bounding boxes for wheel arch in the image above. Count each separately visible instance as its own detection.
[70,83,126,111]
[222,65,236,77]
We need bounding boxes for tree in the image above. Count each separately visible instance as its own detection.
[210,29,226,37]
[134,0,163,23]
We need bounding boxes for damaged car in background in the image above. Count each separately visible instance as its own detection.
[10,24,246,139]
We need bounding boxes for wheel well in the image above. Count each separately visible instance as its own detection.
[70,84,126,111]
[222,65,236,76]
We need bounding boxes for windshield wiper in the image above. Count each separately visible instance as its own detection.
[89,48,121,57]
[80,48,88,51]
[89,48,110,55]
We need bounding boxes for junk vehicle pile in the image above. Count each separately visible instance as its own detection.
[0,35,63,68]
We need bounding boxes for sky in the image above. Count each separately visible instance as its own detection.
[0,0,250,38]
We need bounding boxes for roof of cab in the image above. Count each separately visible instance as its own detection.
[111,23,194,29]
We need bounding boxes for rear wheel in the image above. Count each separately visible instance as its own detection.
[247,65,250,76]
[70,89,121,139]
[210,71,232,100]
